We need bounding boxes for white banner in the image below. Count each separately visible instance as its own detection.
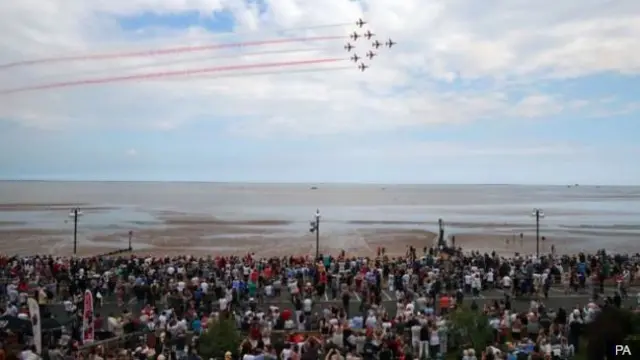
[28,297,42,354]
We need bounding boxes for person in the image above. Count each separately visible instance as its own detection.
[20,345,40,360]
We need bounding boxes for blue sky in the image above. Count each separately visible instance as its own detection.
[0,0,639,185]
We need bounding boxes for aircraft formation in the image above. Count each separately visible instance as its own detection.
[345,18,396,72]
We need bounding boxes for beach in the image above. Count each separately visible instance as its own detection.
[1,181,640,256]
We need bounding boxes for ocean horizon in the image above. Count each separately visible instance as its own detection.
[1,179,637,187]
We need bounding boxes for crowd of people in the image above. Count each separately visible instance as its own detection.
[0,245,639,360]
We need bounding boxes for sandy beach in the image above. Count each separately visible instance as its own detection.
[0,213,633,257]
[1,189,638,257]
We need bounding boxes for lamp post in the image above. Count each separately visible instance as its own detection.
[437,218,446,248]
[128,230,133,251]
[68,207,83,255]
[309,209,320,260]
[532,208,544,258]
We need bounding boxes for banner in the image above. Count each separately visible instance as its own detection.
[82,290,94,344]
[28,297,42,354]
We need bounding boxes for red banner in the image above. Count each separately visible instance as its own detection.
[82,290,94,344]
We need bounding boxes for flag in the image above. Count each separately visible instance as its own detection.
[82,290,94,344]
[28,297,42,354]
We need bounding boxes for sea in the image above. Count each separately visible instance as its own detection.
[1,181,640,248]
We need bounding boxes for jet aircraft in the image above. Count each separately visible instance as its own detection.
[364,30,375,39]
[350,32,360,41]
[356,18,366,28]
[366,50,377,59]
[358,63,369,72]
[385,39,396,48]
[372,40,382,49]
[351,54,360,63]
[344,43,354,52]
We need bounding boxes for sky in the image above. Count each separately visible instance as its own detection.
[0,0,639,185]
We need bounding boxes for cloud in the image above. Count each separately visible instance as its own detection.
[347,141,586,159]
[126,148,138,156]
[0,0,638,134]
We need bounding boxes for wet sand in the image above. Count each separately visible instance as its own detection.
[0,225,435,258]
[0,221,26,227]
[0,227,631,257]
[161,217,291,226]
[349,220,534,229]
[0,210,636,257]
[452,232,640,256]
[0,203,117,211]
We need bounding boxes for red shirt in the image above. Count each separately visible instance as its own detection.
[249,324,261,340]
[281,309,292,321]
[319,272,327,284]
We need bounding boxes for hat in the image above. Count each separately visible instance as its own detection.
[225,352,232,357]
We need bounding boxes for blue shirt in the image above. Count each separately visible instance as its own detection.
[192,319,202,332]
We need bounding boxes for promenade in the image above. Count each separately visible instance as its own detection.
[46,284,638,323]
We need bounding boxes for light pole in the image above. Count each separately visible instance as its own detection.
[309,209,320,260]
[68,208,83,255]
[437,218,445,248]
[531,208,544,258]
[128,230,133,251]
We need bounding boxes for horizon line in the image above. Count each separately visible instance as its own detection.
[0,179,634,187]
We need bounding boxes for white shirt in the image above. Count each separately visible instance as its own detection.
[281,349,292,360]
[63,300,74,312]
[20,350,41,360]
[472,276,481,289]
[303,298,312,312]
[502,276,512,287]
[464,274,472,285]
[107,317,120,332]
[429,331,440,345]
[411,325,421,342]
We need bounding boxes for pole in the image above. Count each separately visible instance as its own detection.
[73,208,78,255]
[438,218,445,248]
[128,230,133,251]
[315,211,320,260]
[535,210,540,258]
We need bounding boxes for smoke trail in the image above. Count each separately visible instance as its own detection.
[160,66,352,82]
[38,47,327,81]
[0,58,345,94]
[0,36,345,70]
[45,22,352,57]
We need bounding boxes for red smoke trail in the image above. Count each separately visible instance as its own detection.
[161,65,353,82]
[39,47,326,81]
[0,58,344,95]
[0,36,345,70]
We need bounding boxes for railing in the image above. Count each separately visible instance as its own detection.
[77,331,148,353]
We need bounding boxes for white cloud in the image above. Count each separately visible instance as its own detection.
[347,141,586,159]
[0,0,638,134]
[126,148,138,156]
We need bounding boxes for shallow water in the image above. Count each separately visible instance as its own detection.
[1,182,639,247]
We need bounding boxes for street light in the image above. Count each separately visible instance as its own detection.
[68,207,83,255]
[437,218,446,248]
[309,209,320,260]
[531,208,544,258]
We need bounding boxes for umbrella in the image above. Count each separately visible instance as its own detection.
[0,314,33,335]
